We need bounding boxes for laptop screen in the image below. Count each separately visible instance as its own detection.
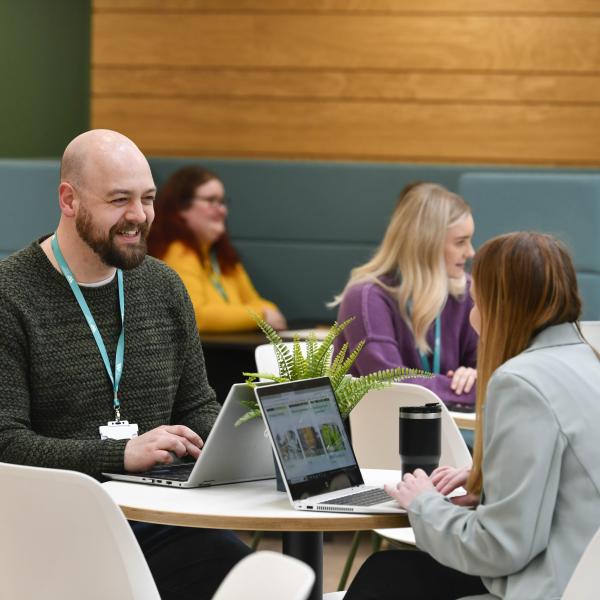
[255,377,364,500]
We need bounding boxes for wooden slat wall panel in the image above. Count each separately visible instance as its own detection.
[93,97,600,165]
[93,14,600,72]
[93,0,600,16]
[93,68,600,104]
[91,1,600,165]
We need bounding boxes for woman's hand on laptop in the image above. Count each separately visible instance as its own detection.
[384,469,435,509]
[124,425,204,472]
[430,465,478,507]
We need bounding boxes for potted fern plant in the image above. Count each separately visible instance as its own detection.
[237,314,430,426]
[238,315,430,490]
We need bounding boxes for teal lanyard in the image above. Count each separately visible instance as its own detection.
[209,248,229,302]
[51,235,126,421]
[408,301,442,374]
[418,314,441,374]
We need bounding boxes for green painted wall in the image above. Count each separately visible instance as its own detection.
[0,0,90,158]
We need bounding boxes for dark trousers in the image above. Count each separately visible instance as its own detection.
[344,550,487,600]
[130,522,252,600]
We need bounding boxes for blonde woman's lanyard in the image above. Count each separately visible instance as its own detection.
[209,248,229,302]
[51,235,127,424]
[419,314,441,374]
[408,301,442,374]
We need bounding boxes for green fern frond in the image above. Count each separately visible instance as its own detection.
[306,330,318,367]
[327,342,349,389]
[292,337,308,380]
[242,371,289,384]
[310,317,354,375]
[330,340,365,388]
[249,311,294,379]
[234,408,262,427]
[250,310,283,347]
[236,313,432,426]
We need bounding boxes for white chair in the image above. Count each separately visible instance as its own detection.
[351,383,472,545]
[336,384,473,589]
[350,383,472,472]
[0,462,314,600]
[213,550,314,600]
[255,341,308,379]
[562,525,600,600]
[580,321,600,352]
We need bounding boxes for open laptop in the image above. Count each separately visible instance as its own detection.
[103,384,275,488]
[254,377,403,514]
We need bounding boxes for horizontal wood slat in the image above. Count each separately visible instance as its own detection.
[91,97,600,165]
[92,67,600,104]
[93,0,600,16]
[92,14,600,73]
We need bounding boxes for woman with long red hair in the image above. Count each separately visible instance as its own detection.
[344,232,600,600]
[148,166,287,332]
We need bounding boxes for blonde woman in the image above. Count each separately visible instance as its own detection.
[344,232,600,600]
[332,182,478,407]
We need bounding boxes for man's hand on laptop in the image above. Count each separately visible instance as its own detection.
[124,425,204,472]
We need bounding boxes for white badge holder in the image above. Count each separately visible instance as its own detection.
[99,420,139,440]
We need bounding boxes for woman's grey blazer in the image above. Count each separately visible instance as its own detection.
[407,323,600,600]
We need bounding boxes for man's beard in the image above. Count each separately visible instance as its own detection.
[75,204,150,270]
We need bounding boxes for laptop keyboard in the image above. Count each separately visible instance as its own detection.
[320,487,390,507]
[137,463,195,481]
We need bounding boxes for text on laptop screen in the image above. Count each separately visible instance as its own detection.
[261,381,357,485]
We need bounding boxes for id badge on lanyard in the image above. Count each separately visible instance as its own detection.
[51,234,138,440]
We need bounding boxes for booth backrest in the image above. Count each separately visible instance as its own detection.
[460,173,600,320]
[1,158,599,320]
[149,158,478,322]
[0,160,60,259]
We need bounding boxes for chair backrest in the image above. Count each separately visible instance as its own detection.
[0,462,160,600]
[255,342,309,379]
[350,383,472,471]
[562,525,600,599]
[580,321,600,352]
[212,550,315,600]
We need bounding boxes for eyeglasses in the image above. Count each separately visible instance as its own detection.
[193,195,230,208]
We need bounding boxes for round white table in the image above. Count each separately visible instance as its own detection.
[104,468,408,600]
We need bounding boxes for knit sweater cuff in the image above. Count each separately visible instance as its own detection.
[99,439,128,475]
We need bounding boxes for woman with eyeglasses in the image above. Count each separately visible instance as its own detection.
[343,232,600,600]
[148,165,287,332]
[331,182,478,408]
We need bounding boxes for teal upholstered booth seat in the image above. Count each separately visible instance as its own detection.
[149,158,479,322]
[1,157,599,321]
[459,173,600,320]
[0,160,60,259]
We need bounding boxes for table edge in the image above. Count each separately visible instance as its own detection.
[120,505,409,531]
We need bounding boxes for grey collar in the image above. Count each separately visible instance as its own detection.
[524,322,583,353]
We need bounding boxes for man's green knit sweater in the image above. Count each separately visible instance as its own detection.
[0,241,220,479]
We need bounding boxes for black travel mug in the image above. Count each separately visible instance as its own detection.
[399,403,442,475]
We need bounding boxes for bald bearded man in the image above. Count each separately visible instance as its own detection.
[0,130,250,600]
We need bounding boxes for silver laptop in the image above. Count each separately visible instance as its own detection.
[103,384,275,488]
[254,377,402,514]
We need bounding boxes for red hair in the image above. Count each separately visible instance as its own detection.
[147,165,239,273]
